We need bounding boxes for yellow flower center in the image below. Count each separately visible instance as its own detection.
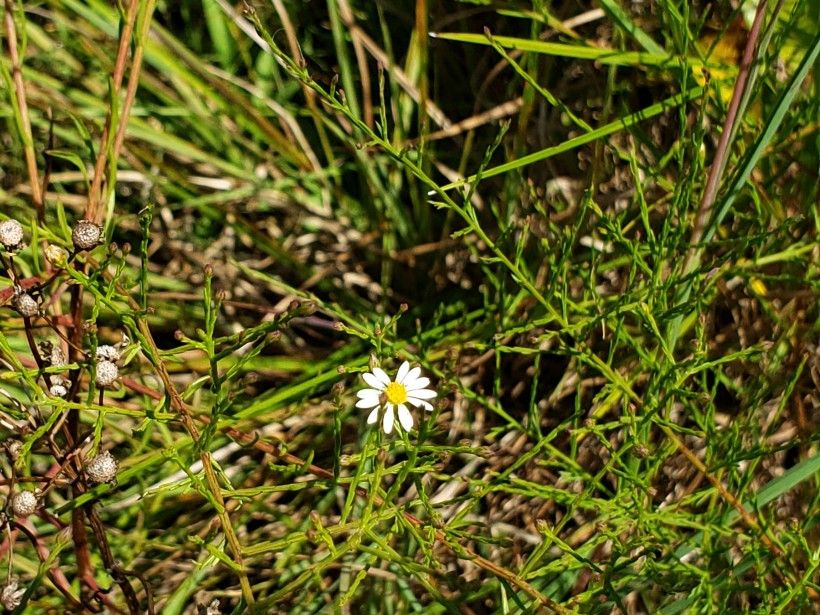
[384,381,408,405]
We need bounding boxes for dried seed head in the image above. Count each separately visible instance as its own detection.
[49,377,68,398]
[45,243,70,268]
[72,219,103,250]
[95,360,119,387]
[12,292,39,317]
[11,490,38,517]
[96,345,120,362]
[633,444,650,459]
[4,440,22,462]
[201,599,221,615]
[39,341,67,367]
[38,340,53,359]
[85,451,118,484]
[1,579,25,611]
[0,219,24,251]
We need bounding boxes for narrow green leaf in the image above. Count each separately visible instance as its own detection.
[432,32,685,67]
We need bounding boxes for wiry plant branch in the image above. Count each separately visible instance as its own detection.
[685,0,769,262]
[86,0,140,221]
[3,0,42,217]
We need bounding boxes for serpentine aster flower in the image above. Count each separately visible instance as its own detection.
[356,361,436,434]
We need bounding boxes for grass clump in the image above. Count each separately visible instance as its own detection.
[0,1,818,613]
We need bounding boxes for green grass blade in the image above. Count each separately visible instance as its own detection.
[432,32,681,67]
[439,86,703,191]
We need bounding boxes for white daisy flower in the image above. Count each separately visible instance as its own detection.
[356,361,437,434]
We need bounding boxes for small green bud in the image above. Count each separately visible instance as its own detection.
[45,244,70,267]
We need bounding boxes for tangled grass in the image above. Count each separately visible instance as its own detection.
[0,1,818,613]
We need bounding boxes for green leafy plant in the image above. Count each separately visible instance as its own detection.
[0,1,817,613]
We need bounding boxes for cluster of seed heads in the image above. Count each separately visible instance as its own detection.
[11,490,38,517]
[85,451,118,484]
[0,219,24,251]
[1,218,123,608]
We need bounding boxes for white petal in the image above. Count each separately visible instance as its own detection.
[407,388,436,400]
[402,366,421,384]
[357,388,380,399]
[356,396,380,409]
[397,404,413,431]
[396,361,410,384]
[372,367,391,386]
[405,376,430,391]
[406,397,433,411]
[366,407,379,424]
[382,405,395,434]
[362,372,386,390]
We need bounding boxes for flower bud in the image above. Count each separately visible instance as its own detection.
[72,220,103,251]
[296,301,316,316]
[11,490,38,517]
[85,451,118,484]
[12,292,38,317]
[0,219,24,251]
[45,244,70,267]
[95,360,119,387]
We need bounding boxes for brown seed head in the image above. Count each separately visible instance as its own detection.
[12,292,38,317]
[72,220,103,250]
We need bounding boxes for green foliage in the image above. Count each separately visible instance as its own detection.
[0,1,817,613]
